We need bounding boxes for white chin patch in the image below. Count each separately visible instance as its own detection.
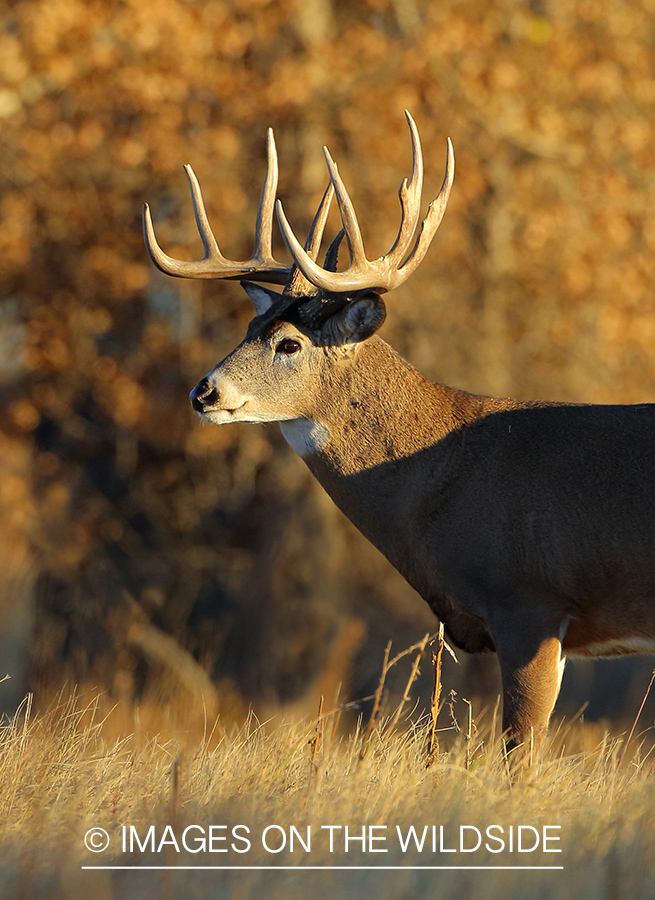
[201,407,280,426]
[280,418,329,458]
[200,408,242,425]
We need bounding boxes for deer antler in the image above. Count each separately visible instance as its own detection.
[143,129,331,285]
[275,111,454,294]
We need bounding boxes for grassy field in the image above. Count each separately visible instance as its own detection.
[1,663,655,900]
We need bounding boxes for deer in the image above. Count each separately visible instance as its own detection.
[143,112,655,760]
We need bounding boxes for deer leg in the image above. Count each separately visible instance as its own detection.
[493,615,567,764]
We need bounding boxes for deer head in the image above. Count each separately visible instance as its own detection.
[143,112,453,437]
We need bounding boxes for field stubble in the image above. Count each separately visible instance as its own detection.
[1,651,655,900]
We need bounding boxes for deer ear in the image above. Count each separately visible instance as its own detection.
[333,293,387,344]
[240,280,281,316]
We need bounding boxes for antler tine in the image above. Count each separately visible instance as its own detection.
[304,182,335,261]
[142,165,228,278]
[143,129,292,284]
[275,112,454,294]
[283,181,335,298]
[143,200,197,279]
[322,148,367,270]
[185,163,224,259]
[252,128,279,265]
[276,198,333,287]
[324,229,346,272]
[385,110,424,268]
[393,137,454,285]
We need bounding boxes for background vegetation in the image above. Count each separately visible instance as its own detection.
[2,0,655,730]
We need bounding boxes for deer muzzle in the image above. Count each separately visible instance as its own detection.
[189,374,249,419]
[190,377,219,412]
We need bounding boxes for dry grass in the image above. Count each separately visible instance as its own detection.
[2,666,655,900]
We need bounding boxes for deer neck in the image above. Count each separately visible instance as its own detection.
[280,337,491,574]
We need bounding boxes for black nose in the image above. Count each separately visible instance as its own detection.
[190,378,219,412]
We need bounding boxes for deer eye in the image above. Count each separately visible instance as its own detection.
[276,338,301,355]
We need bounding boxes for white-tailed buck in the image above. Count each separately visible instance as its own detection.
[144,113,655,758]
